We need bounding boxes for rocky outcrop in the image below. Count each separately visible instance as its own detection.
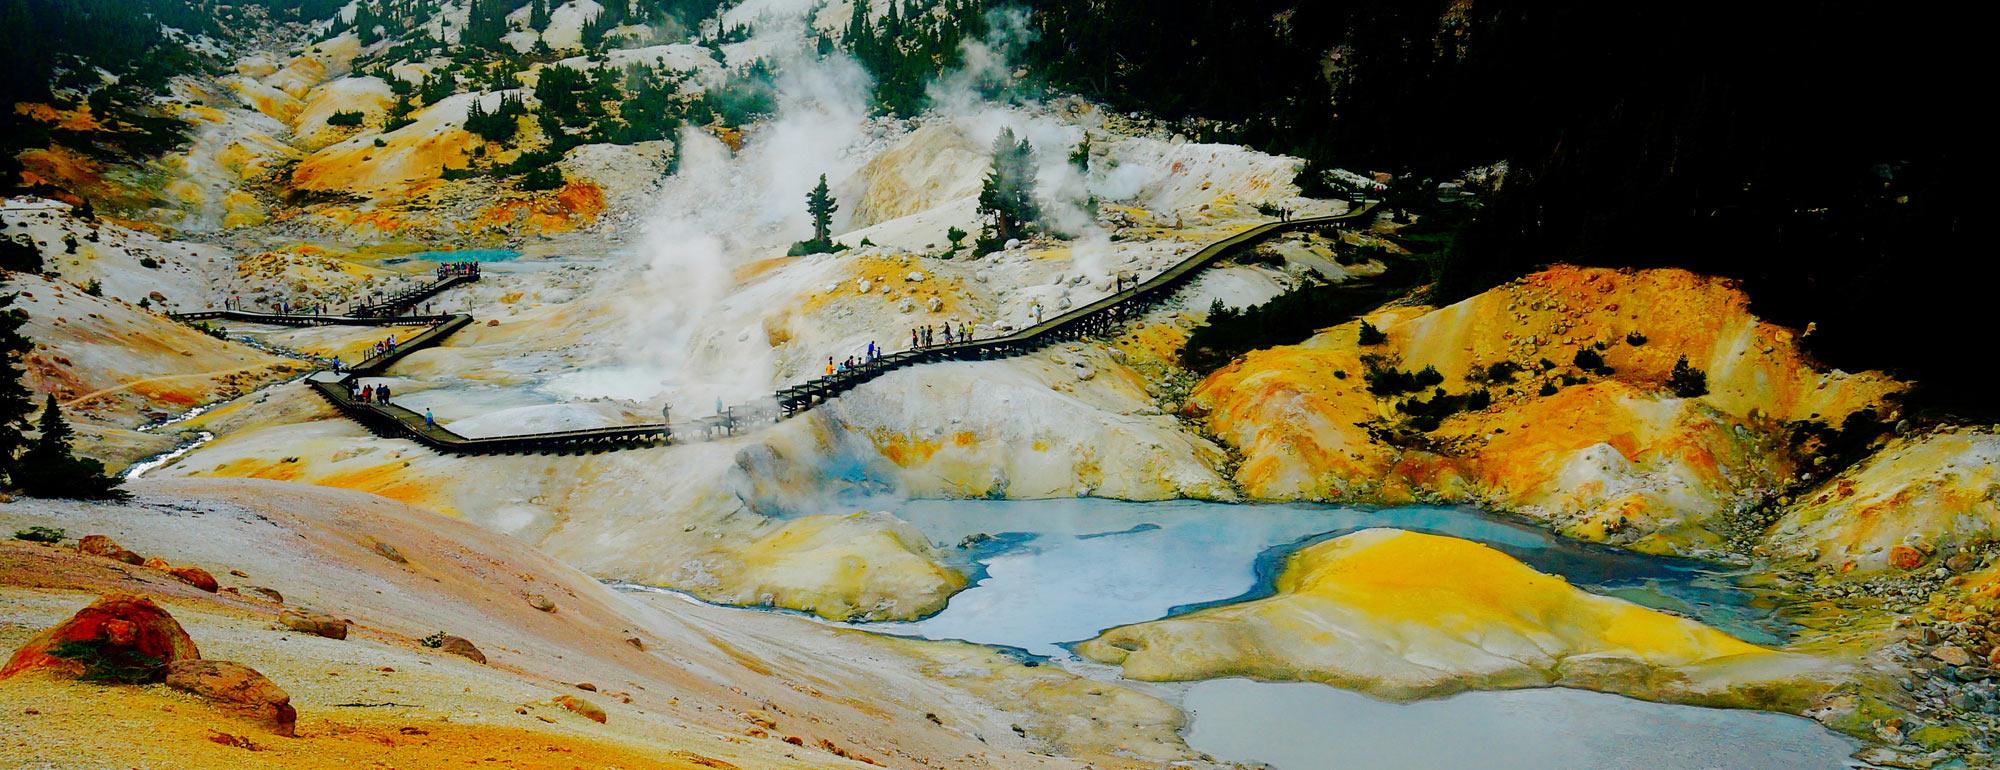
[1767,429,2000,573]
[713,511,967,622]
[1078,529,1833,708]
[1,594,200,681]
[1189,266,1902,554]
[164,659,297,736]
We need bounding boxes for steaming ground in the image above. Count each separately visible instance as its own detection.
[129,0,1343,625]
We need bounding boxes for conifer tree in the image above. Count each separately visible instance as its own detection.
[0,293,33,487]
[16,395,123,499]
[977,128,1040,252]
[529,0,550,30]
[807,174,838,246]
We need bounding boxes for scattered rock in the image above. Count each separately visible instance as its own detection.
[229,569,250,578]
[575,681,597,691]
[907,271,925,282]
[165,659,297,737]
[0,593,200,681]
[76,534,143,565]
[554,694,606,723]
[278,609,349,640]
[1890,545,1927,570]
[371,541,407,564]
[438,635,485,664]
[167,566,220,593]
[245,586,284,603]
[205,730,261,751]
[526,594,556,612]
[624,637,645,651]
[1933,645,1972,667]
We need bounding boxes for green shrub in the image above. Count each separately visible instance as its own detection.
[517,165,565,191]
[1572,347,1607,371]
[13,526,65,544]
[1538,380,1558,397]
[326,110,365,127]
[83,279,102,296]
[49,638,162,683]
[137,256,159,269]
[1364,360,1444,396]
[421,631,447,648]
[1396,386,1492,431]
[1668,355,1709,397]
[1625,331,1648,346]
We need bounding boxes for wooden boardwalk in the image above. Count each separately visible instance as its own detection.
[174,202,1375,455]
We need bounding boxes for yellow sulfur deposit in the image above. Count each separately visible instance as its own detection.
[1078,529,1827,705]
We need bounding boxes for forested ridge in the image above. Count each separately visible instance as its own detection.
[1026,0,1978,414]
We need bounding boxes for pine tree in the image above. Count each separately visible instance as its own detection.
[0,234,39,273]
[0,293,34,487]
[16,395,123,499]
[1668,355,1709,398]
[529,0,550,30]
[807,174,838,246]
[976,128,1041,252]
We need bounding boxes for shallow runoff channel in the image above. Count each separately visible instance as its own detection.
[616,498,1865,769]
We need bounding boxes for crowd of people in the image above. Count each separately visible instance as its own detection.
[351,381,392,404]
[908,321,974,350]
[366,333,401,359]
[436,261,481,280]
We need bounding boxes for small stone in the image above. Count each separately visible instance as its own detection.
[624,637,645,651]
[439,635,485,664]
[907,271,925,282]
[555,695,606,723]
[575,682,597,692]
[1933,645,1972,667]
[526,594,556,612]
[167,566,220,593]
[245,586,284,604]
[229,569,249,578]
[371,541,407,564]
[279,609,349,640]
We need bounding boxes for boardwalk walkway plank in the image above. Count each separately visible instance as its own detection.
[171,202,1376,455]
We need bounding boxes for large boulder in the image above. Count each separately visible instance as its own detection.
[0,594,200,682]
[165,659,297,736]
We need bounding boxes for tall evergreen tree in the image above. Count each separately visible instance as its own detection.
[0,293,34,487]
[806,174,838,246]
[977,128,1040,252]
[16,394,123,499]
[529,0,551,30]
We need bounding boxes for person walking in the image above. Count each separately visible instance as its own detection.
[378,384,391,404]
[424,408,435,429]
[826,357,835,377]
[911,328,919,349]
[361,384,373,402]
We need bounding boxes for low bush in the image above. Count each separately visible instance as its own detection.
[13,526,64,544]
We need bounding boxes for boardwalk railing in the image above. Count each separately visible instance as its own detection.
[175,202,1375,455]
[775,202,1378,416]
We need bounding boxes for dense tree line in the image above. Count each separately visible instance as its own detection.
[838,0,989,116]
[1027,1,1976,414]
